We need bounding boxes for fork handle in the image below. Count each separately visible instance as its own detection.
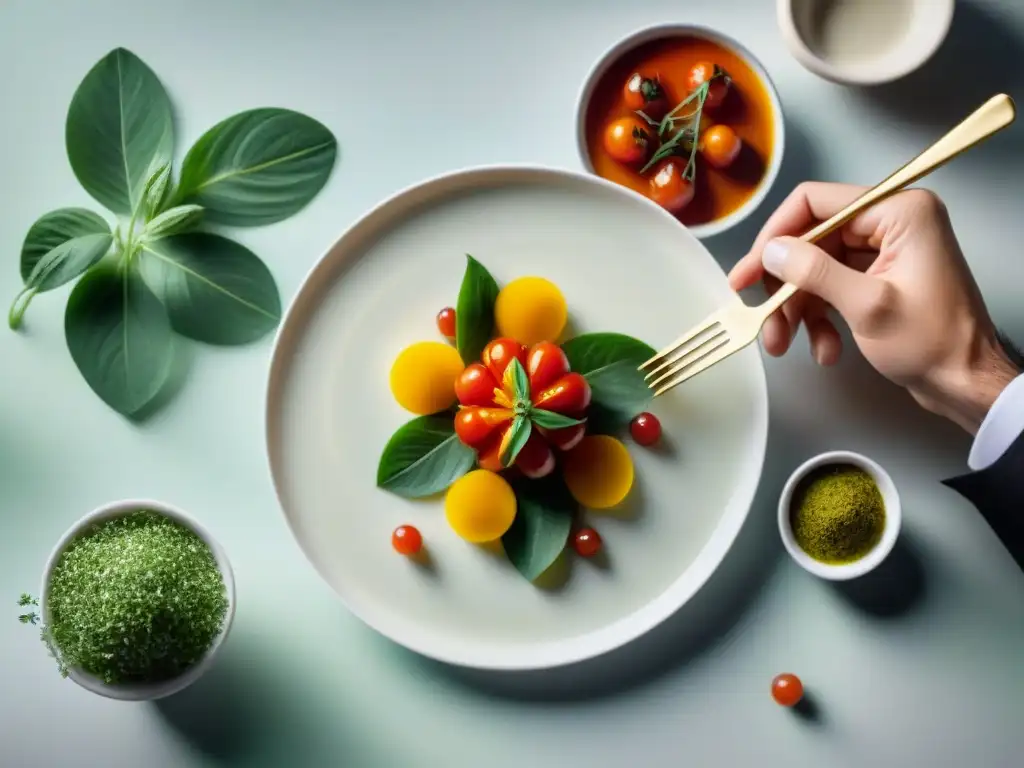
[761,93,1016,317]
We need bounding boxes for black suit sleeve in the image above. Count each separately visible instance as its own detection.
[943,428,1024,570]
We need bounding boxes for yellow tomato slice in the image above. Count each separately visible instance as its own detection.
[445,470,517,543]
[494,277,567,347]
[389,341,464,415]
[562,436,634,509]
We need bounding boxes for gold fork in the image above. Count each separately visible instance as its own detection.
[640,93,1017,397]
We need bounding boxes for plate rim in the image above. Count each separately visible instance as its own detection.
[265,163,769,670]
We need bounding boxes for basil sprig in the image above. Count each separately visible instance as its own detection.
[9,48,338,417]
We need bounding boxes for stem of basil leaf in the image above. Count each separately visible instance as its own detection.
[8,286,38,330]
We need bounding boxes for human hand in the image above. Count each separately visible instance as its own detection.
[728,182,1020,435]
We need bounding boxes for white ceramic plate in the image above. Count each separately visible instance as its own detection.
[266,166,768,670]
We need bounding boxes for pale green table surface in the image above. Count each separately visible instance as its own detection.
[3,1,1024,766]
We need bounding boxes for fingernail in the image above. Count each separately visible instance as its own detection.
[762,239,788,277]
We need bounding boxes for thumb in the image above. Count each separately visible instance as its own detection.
[761,236,881,322]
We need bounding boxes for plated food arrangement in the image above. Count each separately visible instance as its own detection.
[378,255,663,581]
[579,27,783,237]
[265,167,769,669]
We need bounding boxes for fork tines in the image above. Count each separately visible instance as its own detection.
[638,317,732,397]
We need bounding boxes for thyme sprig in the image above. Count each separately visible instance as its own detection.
[17,593,39,625]
[638,81,709,176]
[634,66,730,179]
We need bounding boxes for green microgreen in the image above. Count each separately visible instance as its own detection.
[27,511,228,684]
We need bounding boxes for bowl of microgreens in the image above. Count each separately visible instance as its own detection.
[575,24,785,239]
[22,499,235,701]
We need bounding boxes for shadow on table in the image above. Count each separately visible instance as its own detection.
[793,690,825,725]
[851,0,1024,167]
[152,643,264,761]
[151,629,337,763]
[827,333,972,470]
[833,532,927,619]
[407,411,805,704]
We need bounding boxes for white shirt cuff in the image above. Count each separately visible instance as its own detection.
[968,373,1024,471]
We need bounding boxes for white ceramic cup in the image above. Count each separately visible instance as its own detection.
[40,499,236,701]
[778,451,901,581]
[575,23,786,240]
[777,0,954,85]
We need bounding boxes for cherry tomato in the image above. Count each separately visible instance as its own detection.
[573,528,602,557]
[392,525,423,555]
[630,412,662,446]
[623,72,669,120]
[527,342,570,394]
[454,407,513,449]
[603,116,652,165]
[649,158,695,214]
[455,363,500,407]
[515,431,556,479]
[482,338,528,383]
[686,61,730,109]
[771,674,804,707]
[702,124,742,169]
[436,307,456,338]
[476,433,504,472]
[542,420,587,452]
[533,373,592,414]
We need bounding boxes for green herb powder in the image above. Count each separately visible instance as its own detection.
[790,464,885,564]
[45,510,228,684]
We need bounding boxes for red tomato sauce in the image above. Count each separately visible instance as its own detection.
[585,35,777,227]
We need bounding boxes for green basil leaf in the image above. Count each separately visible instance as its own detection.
[26,234,113,293]
[508,357,529,402]
[561,332,656,427]
[377,414,477,498]
[503,474,575,582]
[139,233,281,345]
[20,209,111,282]
[581,402,625,437]
[66,48,174,215]
[142,163,172,220]
[176,108,338,226]
[65,263,173,416]
[142,204,204,241]
[500,415,532,467]
[455,254,499,364]
[529,409,585,429]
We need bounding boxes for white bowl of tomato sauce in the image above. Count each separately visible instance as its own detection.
[576,24,785,239]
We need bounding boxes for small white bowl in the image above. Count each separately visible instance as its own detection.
[40,499,236,701]
[778,451,901,581]
[777,0,953,86]
[575,24,786,240]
